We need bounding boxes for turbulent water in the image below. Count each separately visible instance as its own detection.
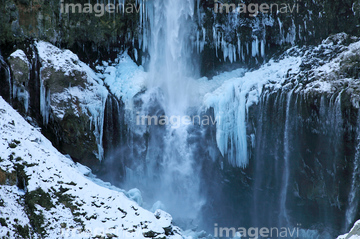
[115,0,206,226]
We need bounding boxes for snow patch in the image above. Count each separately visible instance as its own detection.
[100,53,147,108]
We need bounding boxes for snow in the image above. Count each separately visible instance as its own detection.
[100,53,147,107]
[36,41,85,77]
[316,40,360,75]
[9,49,28,63]
[337,220,360,239]
[203,54,302,167]
[299,38,360,97]
[0,96,181,238]
[99,52,243,112]
[303,80,332,93]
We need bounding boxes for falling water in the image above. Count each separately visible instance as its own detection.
[280,89,294,226]
[122,0,204,226]
[345,109,360,231]
[146,0,197,112]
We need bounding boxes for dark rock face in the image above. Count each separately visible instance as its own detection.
[1,0,360,73]
[99,89,168,184]
[0,0,139,65]
[194,0,360,74]
[99,94,128,180]
[51,113,99,165]
[0,55,12,103]
[251,89,357,233]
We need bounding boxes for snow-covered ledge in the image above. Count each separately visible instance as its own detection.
[0,96,182,238]
[338,220,360,239]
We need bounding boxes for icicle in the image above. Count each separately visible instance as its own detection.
[201,27,206,52]
[40,78,50,125]
[222,33,227,62]
[252,37,258,57]
[237,37,241,60]
[196,30,200,53]
[261,39,265,58]
[233,44,237,62]
[286,19,296,45]
[94,97,107,161]
[134,48,138,62]
[205,82,248,168]
[213,27,218,57]
[278,17,284,44]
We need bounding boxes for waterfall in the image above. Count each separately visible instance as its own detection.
[121,0,205,226]
[145,0,203,222]
[101,94,128,183]
[146,0,197,111]
[279,89,294,226]
[345,110,360,231]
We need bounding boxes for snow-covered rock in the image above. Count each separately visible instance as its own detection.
[36,41,108,164]
[98,53,147,107]
[338,220,360,239]
[6,42,110,165]
[8,49,31,113]
[0,96,182,239]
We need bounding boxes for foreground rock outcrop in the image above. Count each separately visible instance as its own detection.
[0,96,182,239]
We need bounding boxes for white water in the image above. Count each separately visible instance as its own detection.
[146,0,197,112]
[127,0,205,223]
[280,89,294,226]
[345,104,360,230]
